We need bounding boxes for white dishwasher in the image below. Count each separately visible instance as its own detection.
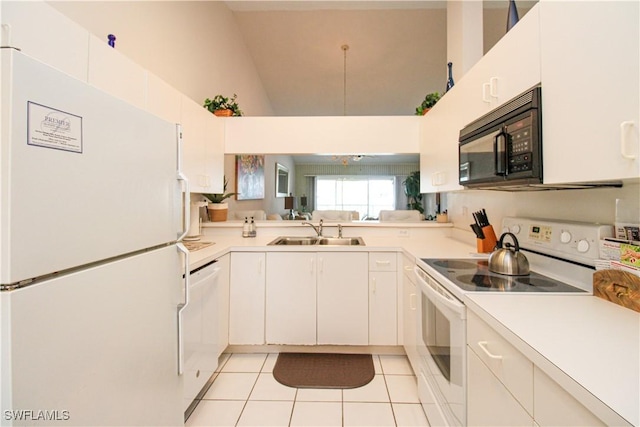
[182,259,221,413]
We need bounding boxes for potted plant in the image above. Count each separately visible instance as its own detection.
[402,171,424,214]
[203,94,243,117]
[203,177,238,221]
[415,92,441,115]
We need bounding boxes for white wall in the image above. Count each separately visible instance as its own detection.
[447,183,640,233]
[49,1,273,116]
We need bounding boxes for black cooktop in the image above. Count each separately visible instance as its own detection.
[421,258,586,293]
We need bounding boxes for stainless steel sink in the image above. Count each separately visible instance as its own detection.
[267,236,365,246]
[317,237,365,246]
[268,236,320,245]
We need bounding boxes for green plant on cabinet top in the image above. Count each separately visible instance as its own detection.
[415,92,441,115]
[203,94,243,117]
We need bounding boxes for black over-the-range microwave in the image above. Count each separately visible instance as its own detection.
[459,86,542,188]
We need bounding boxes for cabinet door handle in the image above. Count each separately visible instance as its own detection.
[375,260,391,266]
[489,77,498,98]
[258,258,263,275]
[318,257,323,274]
[410,293,416,310]
[372,277,377,294]
[620,121,637,159]
[310,258,314,274]
[478,341,503,360]
[482,82,491,103]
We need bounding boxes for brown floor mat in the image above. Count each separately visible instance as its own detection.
[272,353,375,389]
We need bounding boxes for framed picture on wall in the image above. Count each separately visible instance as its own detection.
[276,163,289,197]
[235,155,265,200]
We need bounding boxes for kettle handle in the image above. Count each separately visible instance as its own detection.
[498,232,520,251]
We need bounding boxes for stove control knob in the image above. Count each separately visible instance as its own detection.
[577,239,590,253]
[560,231,572,244]
[511,224,521,234]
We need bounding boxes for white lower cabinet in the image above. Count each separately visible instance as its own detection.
[533,367,606,427]
[468,310,617,426]
[317,252,369,345]
[369,252,398,346]
[265,251,368,345]
[229,252,265,345]
[402,254,418,370]
[266,252,317,345]
[217,254,230,356]
[467,348,534,426]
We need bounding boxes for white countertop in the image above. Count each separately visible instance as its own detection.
[183,229,640,425]
[465,293,640,426]
[184,232,477,271]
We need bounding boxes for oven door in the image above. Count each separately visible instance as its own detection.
[414,266,466,427]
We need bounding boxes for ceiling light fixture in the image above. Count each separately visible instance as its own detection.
[342,44,349,116]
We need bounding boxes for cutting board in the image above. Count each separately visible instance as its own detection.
[593,269,640,313]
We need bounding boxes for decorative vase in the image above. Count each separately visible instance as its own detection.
[207,202,228,222]
[507,0,520,32]
[446,62,455,93]
[213,109,233,117]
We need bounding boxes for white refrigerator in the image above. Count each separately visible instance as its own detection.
[0,49,188,426]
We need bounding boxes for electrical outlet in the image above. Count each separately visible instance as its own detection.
[398,229,410,237]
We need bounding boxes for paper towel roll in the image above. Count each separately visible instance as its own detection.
[187,202,207,239]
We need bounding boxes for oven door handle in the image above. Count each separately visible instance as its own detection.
[414,267,465,318]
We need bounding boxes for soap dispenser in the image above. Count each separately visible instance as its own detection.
[242,217,250,238]
[249,216,256,237]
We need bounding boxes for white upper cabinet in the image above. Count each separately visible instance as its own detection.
[225,116,420,154]
[463,5,541,113]
[539,1,639,184]
[419,88,467,193]
[205,114,225,194]
[181,96,224,194]
[147,73,182,124]
[420,6,541,193]
[88,34,147,110]
[1,1,90,82]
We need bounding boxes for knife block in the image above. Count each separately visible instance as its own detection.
[477,225,498,253]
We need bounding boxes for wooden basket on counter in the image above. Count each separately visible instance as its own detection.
[593,269,640,313]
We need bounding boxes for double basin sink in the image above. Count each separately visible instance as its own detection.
[268,236,365,246]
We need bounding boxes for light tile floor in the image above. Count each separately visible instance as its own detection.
[186,353,430,427]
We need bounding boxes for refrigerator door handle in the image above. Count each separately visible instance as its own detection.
[176,124,190,241]
[176,242,190,375]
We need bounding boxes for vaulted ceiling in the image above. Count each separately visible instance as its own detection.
[228,1,536,117]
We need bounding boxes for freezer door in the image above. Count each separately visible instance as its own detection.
[0,245,183,426]
[0,50,183,285]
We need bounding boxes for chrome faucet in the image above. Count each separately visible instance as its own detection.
[302,219,323,237]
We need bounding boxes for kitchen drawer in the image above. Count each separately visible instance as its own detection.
[467,310,534,415]
[402,254,416,278]
[369,252,397,271]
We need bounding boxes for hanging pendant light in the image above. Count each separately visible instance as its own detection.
[342,44,349,116]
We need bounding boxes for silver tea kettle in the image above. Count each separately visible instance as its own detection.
[488,232,530,276]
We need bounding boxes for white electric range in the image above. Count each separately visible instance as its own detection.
[412,217,613,427]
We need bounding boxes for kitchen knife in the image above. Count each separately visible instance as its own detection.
[470,224,485,239]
